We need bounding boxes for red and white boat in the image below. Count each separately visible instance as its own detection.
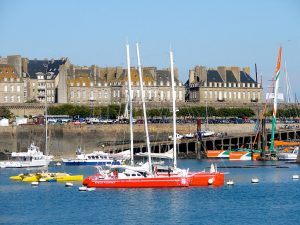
[83,164,224,188]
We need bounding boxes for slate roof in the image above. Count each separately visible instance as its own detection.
[226,70,238,82]
[207,70,223,82]
[240,71,256,83]
[27,59,66,79]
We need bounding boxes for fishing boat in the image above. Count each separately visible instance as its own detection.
[0,143,53,168]
[62,147,123,166]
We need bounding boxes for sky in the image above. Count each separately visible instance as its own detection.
[0,0,300,99]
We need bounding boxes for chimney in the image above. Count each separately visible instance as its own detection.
[189,69,195,83]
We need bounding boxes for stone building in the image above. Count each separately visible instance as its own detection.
[187,66,263,104]
[67,65,185,105]
[0,64,24,103]
[23,58,69,103]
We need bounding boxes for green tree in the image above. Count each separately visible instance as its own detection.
[0,106,12,118]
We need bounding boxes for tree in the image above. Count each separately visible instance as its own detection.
[0,106,12,118]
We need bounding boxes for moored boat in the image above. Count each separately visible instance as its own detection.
[0,143,53,168]
[207,150,229,158]
[62,148,123,166]
[229,148,260,161]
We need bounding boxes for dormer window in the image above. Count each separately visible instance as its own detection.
[82,82,86,86]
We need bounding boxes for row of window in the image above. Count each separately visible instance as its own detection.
[69,81,182,87]
[70,89,184,101]
[3,85,21,92]
[191,82,260,88]
[190,91,260,100]
[3,96,22,103]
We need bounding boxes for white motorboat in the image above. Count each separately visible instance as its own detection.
[0,143,53,168]
[62,147,123,166]
[278,147,298,161]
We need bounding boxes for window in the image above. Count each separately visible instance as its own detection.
[4,96,8,102]
[160,91,164,100]
[82,90,86,98]
[209,91,212,99]
[214,91,217,99]
[148,90,151,100]
[11,96,14,102]
[229,92,232,99]
[204,91,207,99]
[4,85,7,92]
[224,91,227,99]
[11,86,14,92]
[179,91,182,100]
[248,92,250,99]
[167,91,170,100]
[77,91,80,98]
[90,91,94,100]
[17,96,21,102]
[238,92,241,99]
[71,91,74,98]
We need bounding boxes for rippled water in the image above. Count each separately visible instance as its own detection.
[1,160,300,225]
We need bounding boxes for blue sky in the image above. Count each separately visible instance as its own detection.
[1,0,299,99]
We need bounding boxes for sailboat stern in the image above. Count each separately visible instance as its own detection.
[188,172,224,186]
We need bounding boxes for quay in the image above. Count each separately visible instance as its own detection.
[0,124,300,160]
[103,126,300,160]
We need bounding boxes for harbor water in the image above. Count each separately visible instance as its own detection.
[1,159,300,225]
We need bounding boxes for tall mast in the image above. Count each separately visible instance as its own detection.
[270,47,282,151]
[205,101,208,130]
[136,43,152,174]
[45,77,48,157]
[126,44,134,166]
[170,50,177,169]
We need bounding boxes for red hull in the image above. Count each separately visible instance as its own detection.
[83,172,225,188]
[84,175,189,188]
[188,172,224,186]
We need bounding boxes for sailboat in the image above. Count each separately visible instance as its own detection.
[83,43,191,188]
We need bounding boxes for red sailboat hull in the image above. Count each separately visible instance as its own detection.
[83,175,189,188]
[83,172,224,188]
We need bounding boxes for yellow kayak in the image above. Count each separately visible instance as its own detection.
[56,175,84,182]
[10,172,83,182]
[10,173,39,182]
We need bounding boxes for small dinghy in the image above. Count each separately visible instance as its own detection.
[251,177,259,183]
[31,181,39,186]
[292,174,299,180]
[65,182,74,187]
[78,186,88,191]
[227,179,234,185]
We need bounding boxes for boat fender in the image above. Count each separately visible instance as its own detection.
[208,177,214,185]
